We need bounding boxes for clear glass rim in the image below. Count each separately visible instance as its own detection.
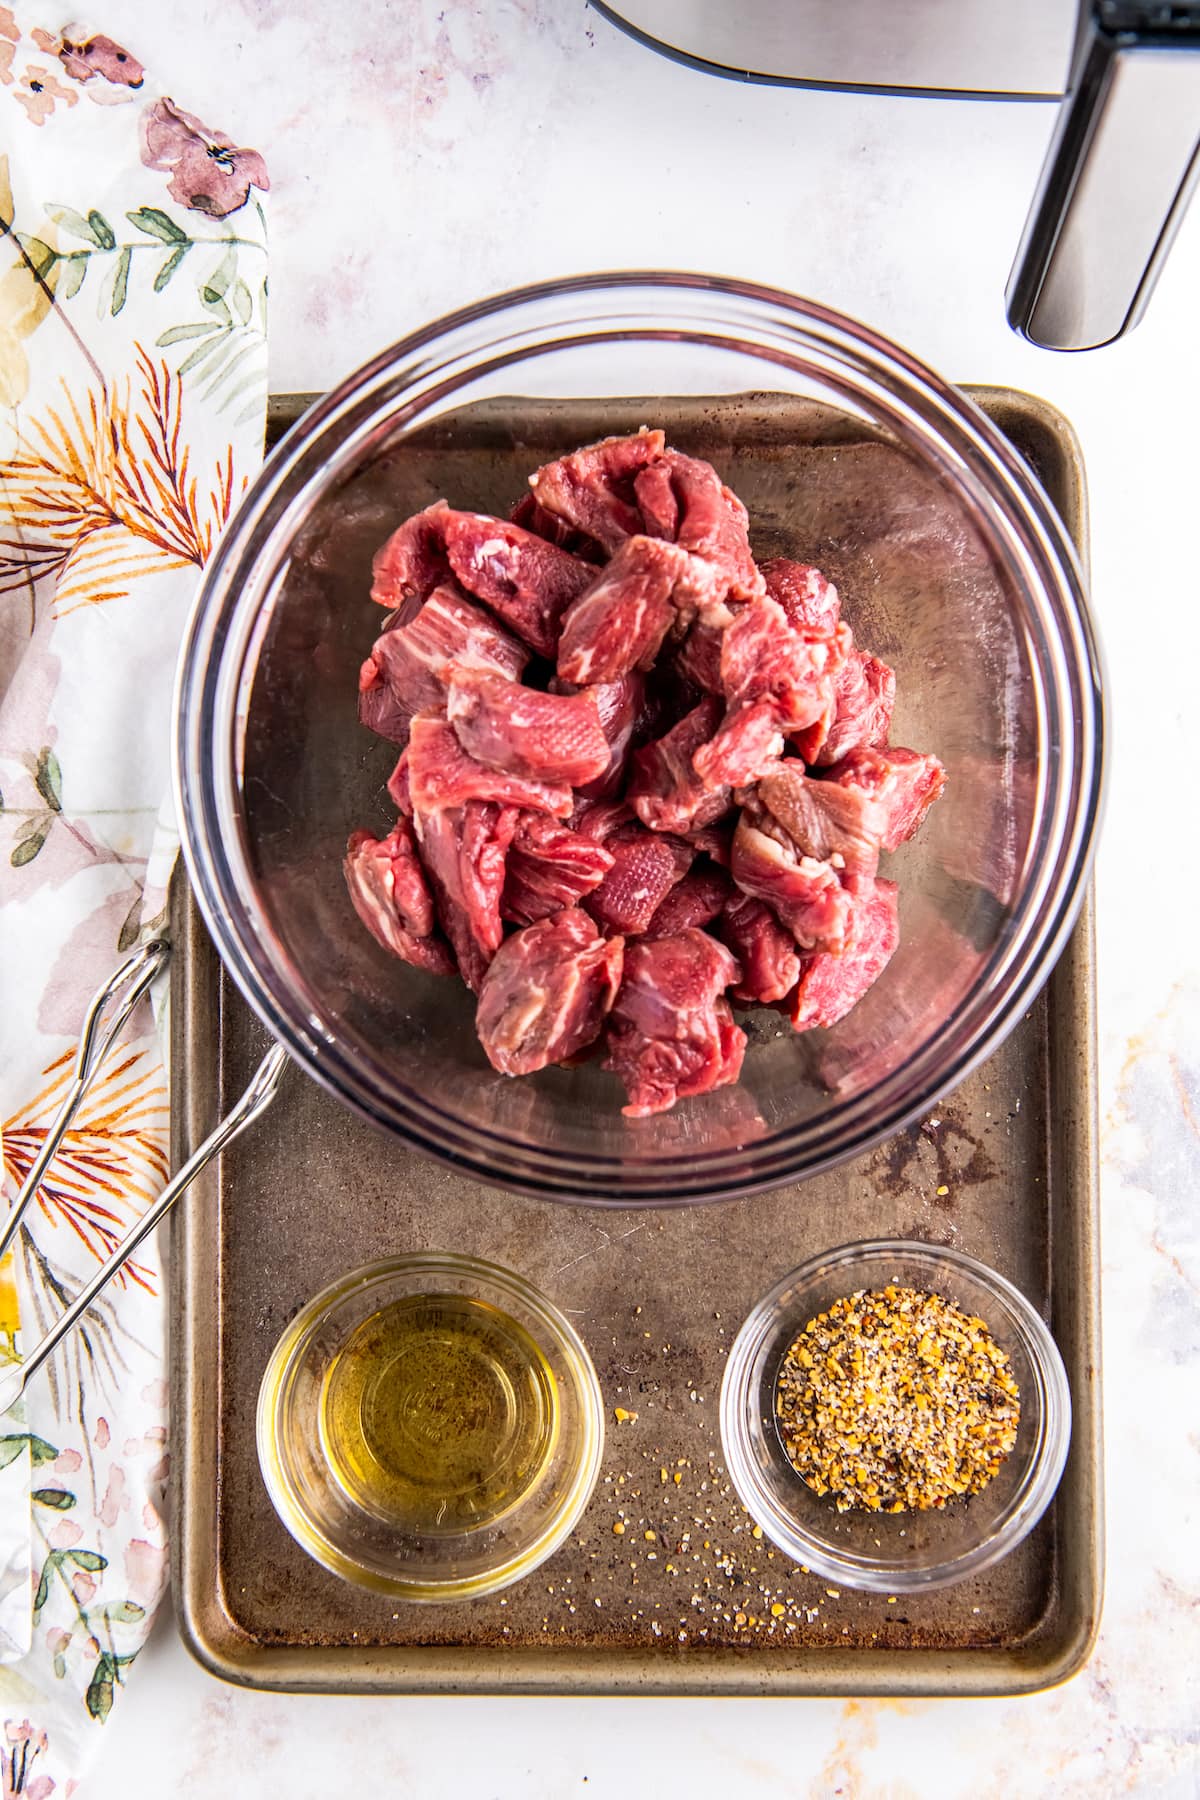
[718,1238,1072,1592]
[255,1252,604,1601]
[175,271,1105,1203]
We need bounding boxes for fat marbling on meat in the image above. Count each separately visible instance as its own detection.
[782,877,900,1032]
[343,821,456,976]
[628,695,733,835]
[477,908,624,1075]
[501,813,615,927]
[603,928,746,1117]
[447,668,610,787]
[359,582,528,741]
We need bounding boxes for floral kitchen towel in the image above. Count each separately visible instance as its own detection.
[0,12,268,1790]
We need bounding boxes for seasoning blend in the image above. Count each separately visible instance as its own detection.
[775,1285,1021,1514]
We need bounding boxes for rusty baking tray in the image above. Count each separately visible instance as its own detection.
[170,387,1101,1695]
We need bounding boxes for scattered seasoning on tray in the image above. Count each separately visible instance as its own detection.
[775,1285,1020,1513]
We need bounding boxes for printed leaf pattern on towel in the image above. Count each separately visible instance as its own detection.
[2,1044,167,1289]
[1,345,245,614]
[1,746,60,867]
[16,1430,156,1727]
[31,200,270,406]
[0,7,266,1786]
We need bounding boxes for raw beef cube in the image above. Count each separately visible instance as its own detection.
[604,929,746,1117]
[634,450,764,610]
[343,822,455,975]
[692,596,848,789]
[501,813,615,926]
[680,819,735,866]
[675,618,729,695]
[823,746,946,851]
[631,458,680,539]
[416,801,519,992]
[628,696,732,834]
[761,558,841,635]
[387,749,412,815]
[477,909,625,1076]
[442,510,596,658]
[408,716,573,818]
[730,802,854,954]
[586,823,694,936]
[783,878,899,1031]
[446,669,610,786]
[644,865,734,938]
[787,687,838,767]
[571,797,634,843]
[757,762,883,880]
[722,595,847,724]
[529,429,666,553]
[510,491,604,561]
[408,716,572,824]
[718,893,800,1005]
[606,928,739,1045]
[566,672,644,800]
[692,697,786,791]
[365,583,528,723]
[798,649,896,766]
[370,501,453,611]
[556,536,693,686]
[358,616,416,745]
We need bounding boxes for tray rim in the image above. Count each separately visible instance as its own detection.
[170,384,1103,1696]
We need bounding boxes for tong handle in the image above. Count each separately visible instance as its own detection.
[0,1041,288,1416]
[0,939,169,1265]
[0,939,289,1414]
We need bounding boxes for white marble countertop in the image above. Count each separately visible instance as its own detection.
[85,2,1200,1793]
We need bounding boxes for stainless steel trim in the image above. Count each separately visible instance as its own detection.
[1008,30,1200,349]
[595,0,1075,97]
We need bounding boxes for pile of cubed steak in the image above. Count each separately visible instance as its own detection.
[345,430,944,1116]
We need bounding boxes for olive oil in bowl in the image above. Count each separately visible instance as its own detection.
[257,1254,603,1600]
[319,1292,560,1534]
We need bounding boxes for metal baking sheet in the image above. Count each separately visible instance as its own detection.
[170,387,1101,1696]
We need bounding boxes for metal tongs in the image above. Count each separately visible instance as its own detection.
[0,941,288,1414]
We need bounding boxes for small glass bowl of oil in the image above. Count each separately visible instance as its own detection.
[256,1253,604,1601]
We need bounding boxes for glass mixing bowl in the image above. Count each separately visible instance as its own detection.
[719,1240,1071,1591]
[175,274,1103,1203]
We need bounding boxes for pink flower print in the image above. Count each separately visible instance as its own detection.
[57,29,144,88]
[2,1724,46,1750]
[1,1721,52,1800]
[140,97,269,218]
[68,1568,96,1606]
[0,9,16,87]
[13,63,78,125]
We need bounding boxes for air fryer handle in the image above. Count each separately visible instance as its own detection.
[1007,5,1200,350]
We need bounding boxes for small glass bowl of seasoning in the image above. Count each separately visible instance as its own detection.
[257,1253,604,1601]
[719,1240,1070,1592]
